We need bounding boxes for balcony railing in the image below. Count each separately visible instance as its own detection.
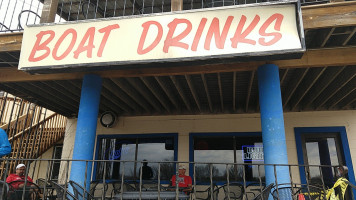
[0,0,332,34]
[0,158,353,199]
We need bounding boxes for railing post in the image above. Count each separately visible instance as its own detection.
[171,0,183,11]
[40,0,59,23]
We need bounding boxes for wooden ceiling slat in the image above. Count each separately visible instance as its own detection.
[5,83,73,115]
[67,80,112,114]
[342,27,356,46]
[315,67,356,110]
[102,79,141,113]
[126,77,163,113]
[155,76,180,111]
[27,82,78,111]
[282,68,309,110]
[217,73,224,112]
[110,78,152,113]
[170,76,192,112]
[232,72,237,112]
[185,75,201,112]
[49,81,80,104]
[99,87,127,114]
[33,82,79,111]
[0,83,66,116]
[280,69,289,85]
[140,77,171,113]
[321,28,335,47]
[342,96,356,109]
[201,74,213,112]
[329,82,356,109]
[303,66,346,109]
[290,67,327,111]
[245,70,255,113]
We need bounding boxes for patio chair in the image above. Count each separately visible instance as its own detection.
[50,180,78,200]
[140,180,159,191]
[36,178,56,199]
[219,182,244,200]
[111,180,137,197]
[194,184,219,200]
[7,180,41,200]
[251,183,273,200]
[271,183,324,200]
[90,180,109,197]
[69,180,103,200]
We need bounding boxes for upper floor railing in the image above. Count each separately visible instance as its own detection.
[0,158,353,199]
[0,0,334,34]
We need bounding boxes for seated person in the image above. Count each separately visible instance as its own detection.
[6,164,39,200]
[171,165,192,193]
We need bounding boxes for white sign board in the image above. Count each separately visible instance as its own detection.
[19,1,304,72]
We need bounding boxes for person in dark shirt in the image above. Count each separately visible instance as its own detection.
[140,160,153,180]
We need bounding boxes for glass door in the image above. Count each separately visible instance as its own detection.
[301,133,344,187]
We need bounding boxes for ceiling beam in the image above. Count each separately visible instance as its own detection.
[201,74,213,112]
[110,78,152,113]
[290,67,326,111]
[217,73,224,112]
[126,77,164,113]
[315,67,356,110]
[140,77,172,113]
[245,70,255,113]
[302,1,356,29]
[155,76,181,111]
[282,68,309,110]
[170,76,192,112]
[185,75,201,112]
[1,47,356,83]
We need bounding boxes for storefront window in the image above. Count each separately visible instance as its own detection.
[95,135,176,181]
[193,134,265,183]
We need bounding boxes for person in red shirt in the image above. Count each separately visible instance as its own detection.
[171,165,192,193]
[6,163,41,200]
[6,163,34,189]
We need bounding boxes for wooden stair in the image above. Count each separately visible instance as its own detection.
[0,93,67,177]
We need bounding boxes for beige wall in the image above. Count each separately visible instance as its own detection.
[59,110,356,183]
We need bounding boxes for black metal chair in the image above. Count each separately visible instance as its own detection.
[69,180,103,200]
[7,180,41,200]
[219,182,244,200]
[0,180,9,200]
[111,181,137,198]
[194,184,219,200]
[271,183,325,200]
[50,180,78,200]
[36,178,56,199]
[251,183,273,200]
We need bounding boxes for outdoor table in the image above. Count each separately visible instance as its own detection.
[114,191,189,200]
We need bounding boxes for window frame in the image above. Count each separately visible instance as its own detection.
[189,132,263,185]
[295,127,355,188]
[93,133,179,182]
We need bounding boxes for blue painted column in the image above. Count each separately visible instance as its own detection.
[70,74,102,190]
[257,64,290,186]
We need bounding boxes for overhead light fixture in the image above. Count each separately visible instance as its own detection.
[100,111,117,128]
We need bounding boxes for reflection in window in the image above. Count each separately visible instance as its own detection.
[96,136,175,181]
[193,135,264,183]
[305,137,339,185]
